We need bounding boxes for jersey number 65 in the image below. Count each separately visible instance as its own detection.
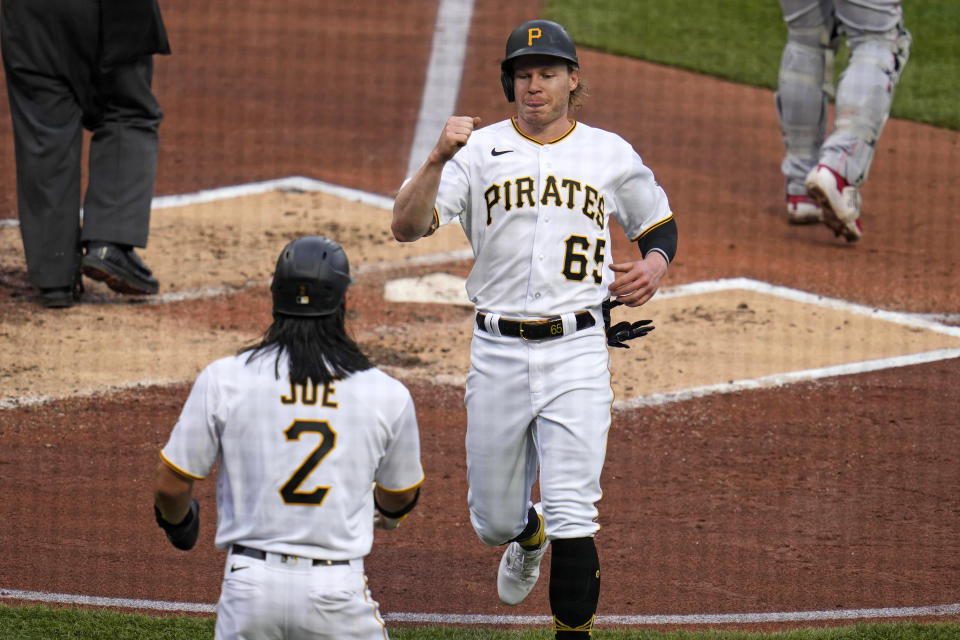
[562,236,606,284]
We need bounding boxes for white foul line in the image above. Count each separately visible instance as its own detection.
[404,0,475,179]
[2,588,959,626]
[0,589,215,614]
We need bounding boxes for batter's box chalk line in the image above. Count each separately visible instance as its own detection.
[4,179,959,409]
[612,277,960,409]
[2,588,960,626]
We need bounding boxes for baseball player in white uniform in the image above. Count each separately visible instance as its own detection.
[392,20,677,639]
[776,0,910,240]
[153,235,424,640]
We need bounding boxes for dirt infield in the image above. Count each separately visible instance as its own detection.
[2,0,960,633]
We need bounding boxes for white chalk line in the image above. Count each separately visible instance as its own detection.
[152,175,397,212]
[614,346,960,410]
[613,277,960,410]
[0,176,395,230]
[2,588,958,626]
[0,589,215,614]
[655,278,960,335]
[405,0,475,179]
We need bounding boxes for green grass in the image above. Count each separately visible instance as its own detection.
[2,605,959,640]
[0,604,214,640]
[545,0,960,129]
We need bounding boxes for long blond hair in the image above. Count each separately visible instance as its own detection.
[569,66,589,112]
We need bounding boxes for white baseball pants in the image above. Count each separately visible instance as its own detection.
[214,549,387,640]
[464,324,612,544]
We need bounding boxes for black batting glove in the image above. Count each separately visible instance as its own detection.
[602,298,654,348]
[606,319,655,348]
[155,498,199,551]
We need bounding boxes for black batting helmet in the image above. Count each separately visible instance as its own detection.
[500,19,579,102]
[271,235,351,317]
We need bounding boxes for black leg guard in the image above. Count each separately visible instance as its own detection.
[549,537,600,638]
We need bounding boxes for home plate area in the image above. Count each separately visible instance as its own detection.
[380,272,960,405]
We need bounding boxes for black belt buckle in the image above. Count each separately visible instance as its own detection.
[519,317,563,341]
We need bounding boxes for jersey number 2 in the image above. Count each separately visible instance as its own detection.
[280,420,336,505]
[562,236,606,284]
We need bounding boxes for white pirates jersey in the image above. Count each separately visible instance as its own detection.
[161,348,424,560]
[433,118,672,317]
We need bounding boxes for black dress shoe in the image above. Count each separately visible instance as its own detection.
[40,273,84,309]
[81,242,159,295]
[41,287,75,308]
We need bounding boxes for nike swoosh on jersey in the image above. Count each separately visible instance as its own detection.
[491,148,513,156]
[230,564,249,572]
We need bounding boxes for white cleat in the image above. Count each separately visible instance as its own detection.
[805,164,862,242]
[497,539,549,605]
[786,194,823,225]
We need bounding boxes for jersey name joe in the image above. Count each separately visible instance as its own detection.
[160,351,423,560]
[433,118,671,317]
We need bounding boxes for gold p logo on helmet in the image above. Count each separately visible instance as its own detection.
[501,20,578,103]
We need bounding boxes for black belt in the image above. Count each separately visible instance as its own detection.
[232,544,349,566]
[476,310,595,341]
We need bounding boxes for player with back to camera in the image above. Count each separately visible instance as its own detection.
[775,0,910,241]
[153,235,424,640]
[392,19,677,639]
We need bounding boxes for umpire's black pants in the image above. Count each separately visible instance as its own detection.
[1,0,163,289]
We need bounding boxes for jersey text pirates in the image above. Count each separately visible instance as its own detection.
[433,118,672,317]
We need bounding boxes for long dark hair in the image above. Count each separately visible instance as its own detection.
[242,302,372,385]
